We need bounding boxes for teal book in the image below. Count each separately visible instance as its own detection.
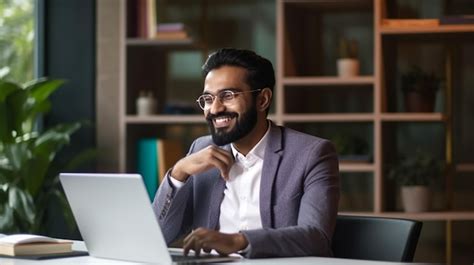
[137,138,158,201]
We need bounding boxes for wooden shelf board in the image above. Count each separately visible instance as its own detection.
[380,113,446,122]
[282,113,374,122]
[340,211,474,221]
[283,76,375,86]
[126,38,196,47]
[456,163,474,172]
[339,162,375,172]
[125,115,205,124]
[380,25,474,35]
[282,0,372,10]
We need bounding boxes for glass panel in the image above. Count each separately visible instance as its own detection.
[0,0,35,82]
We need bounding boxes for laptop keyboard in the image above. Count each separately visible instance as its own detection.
[171,253,238,263]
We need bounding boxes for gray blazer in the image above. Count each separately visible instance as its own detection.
[152,124,340,258]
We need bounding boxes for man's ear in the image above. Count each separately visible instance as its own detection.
[257,88,272,112]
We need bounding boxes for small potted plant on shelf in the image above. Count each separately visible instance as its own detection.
[401,65,441,112]
[337,37,359,77]
[332,133,371,162]
[387,151,443,212]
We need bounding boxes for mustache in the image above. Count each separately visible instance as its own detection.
[206,112,238,122]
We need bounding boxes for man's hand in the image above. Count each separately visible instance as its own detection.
[171,145,234,182]
[182,228,248,256]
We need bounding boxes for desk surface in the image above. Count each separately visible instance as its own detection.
[0,241,438,265]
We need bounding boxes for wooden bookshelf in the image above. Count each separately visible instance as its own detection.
[380,24,474,35]
[277,0,474,264]
[98,1,474,263]
[341,211,474,221]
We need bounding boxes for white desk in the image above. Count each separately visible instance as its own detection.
[0,241,438,265]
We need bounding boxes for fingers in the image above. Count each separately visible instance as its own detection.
[206,147,234,180]
[183,228,209,256]
[186,146,234,180]
[183,228,242,256]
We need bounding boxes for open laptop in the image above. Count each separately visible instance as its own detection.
[59,173,241,264]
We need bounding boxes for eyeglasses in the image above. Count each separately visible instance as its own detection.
[196,89,261,110]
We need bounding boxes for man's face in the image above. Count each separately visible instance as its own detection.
[202,66,258,146]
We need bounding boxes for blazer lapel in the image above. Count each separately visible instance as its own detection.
[207,144,232,230]
[260,124,283,228]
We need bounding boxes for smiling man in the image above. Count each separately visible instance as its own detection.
[152,48,340,258]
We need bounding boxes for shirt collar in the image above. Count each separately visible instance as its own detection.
[231,121,271,161]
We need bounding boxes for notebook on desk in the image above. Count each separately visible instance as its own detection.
[59,173,240,264]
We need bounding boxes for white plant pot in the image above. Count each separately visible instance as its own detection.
[136,96,157,115]
[337,58,360,77]
[401,186,431,212]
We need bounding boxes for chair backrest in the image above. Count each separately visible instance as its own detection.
[332,215,422,262]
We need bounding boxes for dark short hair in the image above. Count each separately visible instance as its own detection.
[202,48,275,93]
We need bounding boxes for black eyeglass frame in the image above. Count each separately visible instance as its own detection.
[195,89,262,110]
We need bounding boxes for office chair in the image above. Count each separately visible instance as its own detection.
[331,215,422,262]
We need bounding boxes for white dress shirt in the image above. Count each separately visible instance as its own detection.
[219,127,270,233]
[169,125,270,234]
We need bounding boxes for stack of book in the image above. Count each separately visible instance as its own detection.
[155,23,190,40]
[137,138,184,200]
[133,0,156,39]
[382,19,439,27]
[0,234,73,257]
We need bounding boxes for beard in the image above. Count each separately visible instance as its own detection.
[206,103,258,146]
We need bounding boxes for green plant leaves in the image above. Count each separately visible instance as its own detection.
[0,78,95,234]
[26,78,65,103]
[387,151,444,186]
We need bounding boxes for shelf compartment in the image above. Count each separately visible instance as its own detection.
[339,172,374,212]
[125,114,205,124]
[286,122,373,165]
[282,0,373,77]
[284,85,373,113]
[126,47,203,115]
[282,113,374,122]
[283,76,375,86]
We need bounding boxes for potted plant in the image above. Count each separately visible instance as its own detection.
[387,151,443,212]
[401,65,441,112]
[0,78,95,234]
[337,37,359,77]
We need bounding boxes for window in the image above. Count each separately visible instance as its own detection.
[0,0,34,82]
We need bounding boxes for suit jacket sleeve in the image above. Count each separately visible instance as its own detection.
[152,141,196,244]
[241,139,340,258]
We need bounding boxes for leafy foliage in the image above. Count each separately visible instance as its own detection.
[0,78,94,234]
[0,0,34,82]
[338,37,358,59]
[387,150,444,186]
[401,65,441,95]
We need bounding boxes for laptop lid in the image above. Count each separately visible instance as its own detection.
[60,173,172,264]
